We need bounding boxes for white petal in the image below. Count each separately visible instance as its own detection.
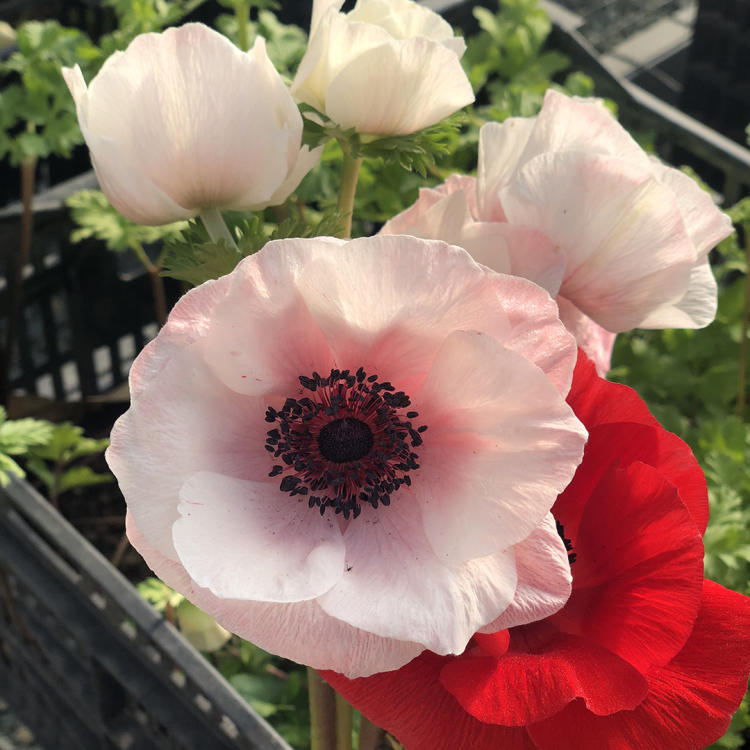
[649,158,733,256]
[172,472,345,602]
[501,151,696,331]
[317,501,518,654]
[478,514,572,632]
[128,513,424,677]
[64,64,193,225]
[413,330,587,563]
[637,256,718,329]
[324,37,474,134]
[79,25,303,216]
[522,89,647,165]
[477,118,535,221]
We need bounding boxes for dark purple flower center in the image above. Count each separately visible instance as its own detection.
[264,367,427,520]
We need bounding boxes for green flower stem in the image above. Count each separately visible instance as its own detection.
[308,668,336,750]
[357,713,384,750]
[336,146,363,239]
[738,227,750,418]
[200,207,238,249]
[235,0,251,51]
[335,693,353,750]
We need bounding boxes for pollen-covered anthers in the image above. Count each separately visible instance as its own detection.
[264,367,427,520]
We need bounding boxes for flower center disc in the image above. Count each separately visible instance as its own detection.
[318,417,374,463]
[265,367,427,519]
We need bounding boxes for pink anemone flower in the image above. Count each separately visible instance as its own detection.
[107,235,587,677]
[382,90,733,374]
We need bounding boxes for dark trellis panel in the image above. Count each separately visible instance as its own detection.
[0,476,293,750]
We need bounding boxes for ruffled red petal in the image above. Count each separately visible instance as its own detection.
[322,654,535,750]
[528,581,750,750]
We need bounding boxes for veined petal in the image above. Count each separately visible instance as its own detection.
[127,513,425,677]
[501,152,696,331]
[172,472,345,602]
[477,514,572,633]
[637,257,717,329]
[324,37,473,134]
[318,500,518,653]
[414,331,586,563]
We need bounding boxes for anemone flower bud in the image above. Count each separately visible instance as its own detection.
[63,23,321,226]
[291,0,474,135]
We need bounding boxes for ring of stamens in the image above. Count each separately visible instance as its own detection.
[265,367,427,520]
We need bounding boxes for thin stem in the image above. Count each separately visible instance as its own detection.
[130,241,168,327]
[357,713,384,750]
[335,693,353,750]
[1,156,36,407]
[737,226,750,418]
[235,0,251,51]
[200,207,238,249]
[336,145,363,239]
[308,668,336,750]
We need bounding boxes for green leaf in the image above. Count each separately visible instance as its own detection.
[66,190,189,253]
[57,466,114,494]
[0,409,54,454]
[137,577,184,611]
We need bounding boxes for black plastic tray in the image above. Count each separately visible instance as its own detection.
[0,476,293,750]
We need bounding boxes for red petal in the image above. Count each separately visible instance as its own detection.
[566,352,657,429]
[441,632,647,725]
[560,462,704,673]
[322,654,535,750]
[529,581,750,750]
[554,421,708,545]
[473,629,510,657]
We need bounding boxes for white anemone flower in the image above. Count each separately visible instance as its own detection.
[63,23,321,226]
[291,0,474,135]
[107,235,587,677]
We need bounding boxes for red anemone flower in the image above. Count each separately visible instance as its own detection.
[323,354,750,749]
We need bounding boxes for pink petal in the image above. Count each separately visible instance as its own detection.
[477,118,536,221]
[172,472,345,602]
[107,349,269,559]
[477,514,572,633]
[201,241,338,396]
[413,330,586,563]
[127,513,425,677]
[556,296,616,376]
[648,159,732,257]
[637,256,717,329]
[318,499,518,654]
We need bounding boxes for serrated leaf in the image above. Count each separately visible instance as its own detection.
[0,454,25,486]
[0,414,53,454]
[67,189,188,253]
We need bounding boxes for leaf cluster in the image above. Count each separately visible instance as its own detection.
[0,21,99,165]
[66,189,189,253]
[0,407,53,486]
[161,207,345,286]
[24,422,112,501]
